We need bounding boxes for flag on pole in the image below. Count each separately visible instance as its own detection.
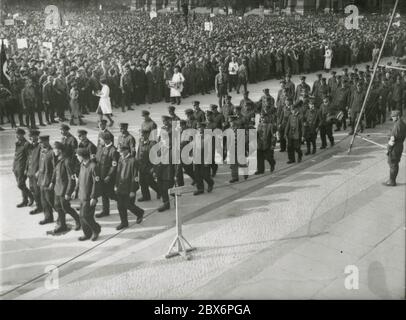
[0,40,11,89]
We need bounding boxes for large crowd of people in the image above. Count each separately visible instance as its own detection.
[2,5,406,241]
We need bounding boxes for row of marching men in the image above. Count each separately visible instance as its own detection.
[11,104,247,240]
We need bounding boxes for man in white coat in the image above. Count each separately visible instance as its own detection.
[169,66,185,105]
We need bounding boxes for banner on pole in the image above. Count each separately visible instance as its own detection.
[4,19,14,26]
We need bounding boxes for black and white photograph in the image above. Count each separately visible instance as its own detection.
[0,0,405,304]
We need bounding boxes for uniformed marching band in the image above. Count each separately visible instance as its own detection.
[11,62,406,241]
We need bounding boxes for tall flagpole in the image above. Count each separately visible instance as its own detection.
[347,0,399,155]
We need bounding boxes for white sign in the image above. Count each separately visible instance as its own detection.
[204,21,213,31]
[150,11,157,19]
[13,13,19,19]
[65,20,69,26]
[4,19,14,26]
[43,42,53,51]
[317,27,325,34]
[17,38,28,49]
[210,13,215,18]
[228,8,233,14]
[99,5,102,11]
[264,9,270,15]
[219,9,225,15]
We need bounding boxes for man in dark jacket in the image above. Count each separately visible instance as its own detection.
[95,132,119,218]
[74,148,101,241]
[137,129,160,202]
[50,142,81,234]
[27,129,42,215]
[285,104,303,164]
[37,135,55,225]
[115,145,144,230]
[303,98,320,155]
[13,128,34,208]
[255,113,276,174]
[78,130,97,159]
[385,110,406,186]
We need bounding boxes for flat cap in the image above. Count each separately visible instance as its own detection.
[16,128,26,135]
[77,130,88,136]
[100,132,112,141]
[29,129,40,137]
[76,148,90,157]
[193,100,200,105]
[39,135,50,141]
[185,108,194,114]
[161,115,171,121]
[54,141,64,150]
[210,104,218,109]
[60,124,70,131]
[168,105,176,111]
[120,123,129,128]
[100,119,108,124]
[141,110,150,116]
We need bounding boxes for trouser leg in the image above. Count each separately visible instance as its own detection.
[61,197,80,223]
[202,166,214,187]
[15,171,31,201]
[80,200,100,237]
[28,176,42,210]
[116,194,129,225]
[194,164,204,191]
[256,149,265,173]
[320,126,327,147]
[41,187,54,221]
[139,171,151,200]
[54,196,66,228]
[287,139,295,162]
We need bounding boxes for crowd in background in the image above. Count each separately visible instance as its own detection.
[0,7,405,129]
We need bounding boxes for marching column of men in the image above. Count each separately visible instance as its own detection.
[12,64,406,240]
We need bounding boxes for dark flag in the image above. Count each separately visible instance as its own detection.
[0,40,10,89]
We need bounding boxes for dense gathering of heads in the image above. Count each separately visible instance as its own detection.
[3,2,406,241]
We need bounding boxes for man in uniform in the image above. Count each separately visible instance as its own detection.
[385,110,406,186]
[154,116,174,212]
[285,74,295,98]
[168,106,181,122]
[74,148,101,241]
[303,97,320,155]
[193,101,206,125]
[210,104,224,129]
[193,122,214,195]
[115,145,144,230]
[140,110,157,134]
[78,130,97,159]
[332,79,350,131]
[13,128,34,208]
[349,82,366,135]
[95,132,119,218]
[295,77,311,103]
[27,129,42,215]
[228,115,248,183]
[255,113,276,175]
[97,119,115,147]
[222,96,235,130]
[285,104,303,164]
[185,109,197,129]
[137,129,160,202]
[179,119,195,185]
[37,135,54,224]
[277,98,293,152]
[319,96,336,149]
[60,124,79,174]
[118,123,136,157]
[50,142,81,233]
[215,66,229,109]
